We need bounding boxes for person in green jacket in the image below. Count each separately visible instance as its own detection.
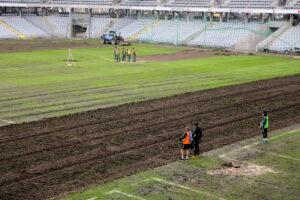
[259,111,269,143]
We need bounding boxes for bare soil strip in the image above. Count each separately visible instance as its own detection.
[138,50,216,62]
[0,41,98,53]
[0,75,300,200]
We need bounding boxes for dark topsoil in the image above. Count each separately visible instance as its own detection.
[139,50,216,62]
[0,74,300,200]
[0,40,98,53]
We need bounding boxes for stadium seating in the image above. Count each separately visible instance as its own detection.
[24,15,55,36]
[284,0,300,9]
[0,0,112,5]
[219,0,275,9]
[188,21,262,48]
[120,0,158,6]
[137,19,206,44]
[89,15,111,38]
[44,15,70,38]
[117,18,153,39]
[164,0,211,8]
[0,15,50,38]
[0,23,19,39]
[109,18,135,33]
[269,25,300,52]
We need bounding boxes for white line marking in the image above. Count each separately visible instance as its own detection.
[105,190,145,200]
[87,197,96,200]
[101,56,115,62]
[0,119,15,124]
[219,129,300,159]
[152,178,226,200]
[267,153,300,162]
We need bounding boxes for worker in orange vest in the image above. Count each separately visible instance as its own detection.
[179,126,193,160]
[127,49,131,62]
[133,48,136,62]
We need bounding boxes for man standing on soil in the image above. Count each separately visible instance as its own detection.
[192,123,202,159]
[259,111,269,143]
[133,48,137,62]
[179,126,193,160]
[127,48,131,62]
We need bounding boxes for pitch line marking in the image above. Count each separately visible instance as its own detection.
[267,152,300,162]
[87,197,96,200]
[152,177,226,200]
[105,190,145,200]
[219,129,300,159]
[0,119,15,124]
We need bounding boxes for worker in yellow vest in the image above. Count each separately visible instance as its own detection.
[179,126,193,160]
[127,49,131,62]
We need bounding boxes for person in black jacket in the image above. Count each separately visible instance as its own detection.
[192,123,202,159]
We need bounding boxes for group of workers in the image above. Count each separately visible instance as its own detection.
[114,47,137,62]
[179,112,269,160]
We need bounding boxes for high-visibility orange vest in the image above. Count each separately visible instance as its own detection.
[183,131,192,145]
[128,50,131,55]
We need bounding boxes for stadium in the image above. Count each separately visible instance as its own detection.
[0,0,300,200]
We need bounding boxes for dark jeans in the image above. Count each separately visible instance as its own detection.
[194,139,201,156]
[263,128,268,139]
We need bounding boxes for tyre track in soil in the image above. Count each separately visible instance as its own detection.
[1,74,299,141]
[1,88,299,162]
[1,83,299,171]
[1,95,299,180]
[0,84,298,161]
[2,114,300,200]
[0,75,299,200]
[1,101,299,188]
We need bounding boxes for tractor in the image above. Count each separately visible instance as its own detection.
[100,31,131,46]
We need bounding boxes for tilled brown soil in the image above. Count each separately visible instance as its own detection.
[0,41,98,53]
[0,75,300,200]
[139,50,216,62]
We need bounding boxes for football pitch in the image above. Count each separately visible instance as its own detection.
[0,42,300,125]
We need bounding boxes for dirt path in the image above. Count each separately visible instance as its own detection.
[0,41,98,53]
[0,75,300,200]
[139,50,216,62]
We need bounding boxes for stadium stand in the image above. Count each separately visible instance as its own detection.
[24,15,55,37]
[0,21,19,39]
[116,18,153,39]
[0,15,49,38]
[284,0,300,9]
[109,18,135,32]
[164,0,212,8]
[0,0,113,5]
[137,19,206,44]
[89,15,111,38]
[219,0,275,9]
[188,21,262,47]
[269,25,300,51]
[43,15,70,38]
[120,0,158,6]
